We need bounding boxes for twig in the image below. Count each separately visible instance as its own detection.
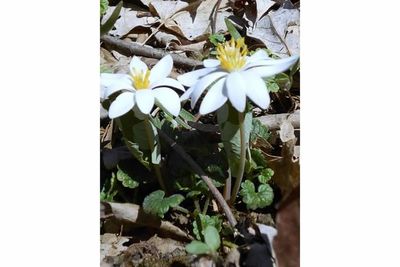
[101,201,193,241]
[156,128,238,227]
[101,35,203,69]
[267,14,291,56]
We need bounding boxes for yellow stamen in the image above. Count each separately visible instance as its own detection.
[131,69,151,90]
[216,37,248,72]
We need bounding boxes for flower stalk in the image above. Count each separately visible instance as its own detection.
[230,112,246,204]
[144,117,167,193]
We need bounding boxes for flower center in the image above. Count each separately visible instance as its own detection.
[216,37,248,72]
[131,69,151,90]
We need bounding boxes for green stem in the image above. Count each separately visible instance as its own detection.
[144,117,167,193]
[173,205,190,214]
[202,196,210,214]
[194,199,201,212]
[223,168,232,201]
[230,112,246,204]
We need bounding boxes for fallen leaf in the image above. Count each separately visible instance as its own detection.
[267,138,299,196]
[279,118,296,142]
[244,0,276,25]
[149,0,188,22]
[171,0,230,41]
[102,3,156,37]
[100,233,130,262]
[247,6,299,57]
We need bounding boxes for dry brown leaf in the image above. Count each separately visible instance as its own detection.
[244,0,276,25]
[171,0,230,41]
[149,0,188,21]
[267,138,299,196]
[152,28,181,47]
[100,233,130,263]
[102,3,156,37]
[279,119,296,143]
[247,7,299,57]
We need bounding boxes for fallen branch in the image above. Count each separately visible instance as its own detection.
[101,35,203,69]
[156,129,238,227]
[101,201,192,241]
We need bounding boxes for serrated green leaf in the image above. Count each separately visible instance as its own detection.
[100,0,109,16]
[116,167,139,189]
[258,168,274,184]
[266,80,280,93]
[250,148,267,168]
[257,184,274,207]
[185,241,211,255]
[240,180,274,210]
[204,226,220,251]
[143,190,184,218]
[193,214,222,241]
[250,119,270,144]
[224,18,241,40]
[100,1,123,36]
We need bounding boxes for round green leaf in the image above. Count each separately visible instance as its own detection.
[204,226,221,251]
[186,241,210,255]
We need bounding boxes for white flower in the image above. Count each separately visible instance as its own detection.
[101,55,185,119]
[177,38,299,114]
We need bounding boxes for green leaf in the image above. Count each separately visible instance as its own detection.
[204,226,221,251]
[143,190,184,218]
[240,180,274,210]
[179,108,196,122]
[185,241,211,255]
[250,148,267,168]
[266,79,280,93]
[116,166,140,189]
[250,119,270,144]
[224,18,241,40]
[100,0,109,16]
[193,214,222,241]
[100,1,123,36]
[209,33,226,46]
[217,103,252,177]
[258,184,274,207]
[258,168,274,184]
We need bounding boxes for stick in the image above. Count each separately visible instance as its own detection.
[101,35,203,69]
[101,201,192,241]
[156,129,238,227]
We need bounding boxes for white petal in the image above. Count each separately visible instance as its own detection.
[149,55,173,84]
[101,73,127,88]
[108,92,135,119]
[135,89,155,114]
[247,49,270,63]
[104,76,134,98]
[177,67,218,87]
[225,72,247,112]
[203,59,220,68]
[180,87,194,101]
[199,78,227,115]
[191,71,227,109]
[245,55,299,77]
[153,87,181,116]
[243,71,270,109]
[151,77,185,91]
[129,56,148,74]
